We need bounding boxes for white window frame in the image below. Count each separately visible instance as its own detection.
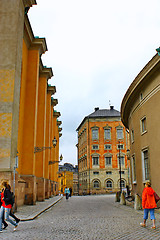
[131,129,134,143]
[116,127,124,140]
[105,156,112,166]
[106,179,113,189]
[92,156,99,166]
[93,180,100,188]
[104,128,111,140]
[104,144,112,150]
[92,145,99,150]
[142,148,150,182]
[92,128,99,140]
[141,116,147,135]
[131,155,136,184]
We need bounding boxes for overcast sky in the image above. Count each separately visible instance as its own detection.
[29,0,160,165]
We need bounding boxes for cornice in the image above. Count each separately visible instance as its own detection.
[57,121,62,126]
[47,86,56,95]
[23,0,37,8]
[53,111,61,118]
[58,128,62,132]
[51,98,58,106]
[39,58,53,79]
[121,53,160,128]
[24,15,47,55]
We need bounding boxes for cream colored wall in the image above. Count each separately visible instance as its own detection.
[125,60,160,196]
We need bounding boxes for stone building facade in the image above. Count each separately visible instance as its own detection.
[121,51,160,197]
[76,106,130,195]
[0,1,62,206]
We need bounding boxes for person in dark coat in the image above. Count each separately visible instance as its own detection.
[0,182,18,232]
[69,187,72,197]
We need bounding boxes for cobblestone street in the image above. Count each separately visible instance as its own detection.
[1,194,160,240]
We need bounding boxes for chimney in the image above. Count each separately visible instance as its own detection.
[110,106,114,110]
[94,107,99,111]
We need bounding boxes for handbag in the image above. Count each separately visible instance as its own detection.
[154,192,160,203]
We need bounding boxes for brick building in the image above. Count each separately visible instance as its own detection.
[76,106,130,195]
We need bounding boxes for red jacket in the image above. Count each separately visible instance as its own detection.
[142,187,157,209]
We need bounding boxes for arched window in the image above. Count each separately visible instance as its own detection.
[106,180,112,189]
[119,179,126,188]
[93,180,99,188]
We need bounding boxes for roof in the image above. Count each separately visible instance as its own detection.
[76,106,120,131]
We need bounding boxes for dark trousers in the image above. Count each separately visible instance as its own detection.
[66,193,69,200]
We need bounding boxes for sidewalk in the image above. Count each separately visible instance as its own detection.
[15,195,63,221]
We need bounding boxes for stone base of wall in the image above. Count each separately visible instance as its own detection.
[45,179,50,199]
[20,175,36,205]
[36,177,45,201]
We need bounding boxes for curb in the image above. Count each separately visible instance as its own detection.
[20,196,63,221]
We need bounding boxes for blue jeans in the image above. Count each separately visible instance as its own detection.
[4,207,17,227]
[0,206,4,231]
[144,208,155,220]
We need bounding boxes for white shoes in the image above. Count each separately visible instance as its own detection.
[13,225,18,231]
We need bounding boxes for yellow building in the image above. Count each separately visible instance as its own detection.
[58,171,73,195]
[0,1,62,206]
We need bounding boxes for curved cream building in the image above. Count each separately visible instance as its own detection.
[121,53,160,196]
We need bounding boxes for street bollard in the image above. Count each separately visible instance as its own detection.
[115,191,121,202]
[134,194,142,210]
[120,192,126,205]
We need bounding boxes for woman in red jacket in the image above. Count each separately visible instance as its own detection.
[140,181,157,229]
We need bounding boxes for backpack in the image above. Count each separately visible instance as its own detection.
[11,192,15,206]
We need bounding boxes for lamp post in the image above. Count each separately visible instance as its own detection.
[49,154,63,165]
[34,136,57,153]
[118,141,122,193]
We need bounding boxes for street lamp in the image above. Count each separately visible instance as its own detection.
[118,141,122,193]
[49,154,63,165]
[34,137,57,153]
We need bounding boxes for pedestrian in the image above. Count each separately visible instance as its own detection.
[7,184,20,225]
[140,181,157,229]
[0,188,8,231]
[64,187,70,200]
[0,182,19,233]
[69,187,72,197]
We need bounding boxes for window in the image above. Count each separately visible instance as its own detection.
[118,156,125,166]
[105,156,112,166]
[117,144,124,150]
[93,171,99,175]
[119,180,125,188]
[92,145,99,150]
[104,144,111,150]
[104,128,111,140]
[141,117,147,133]
[92,129,98,140]
[132,155,136,183]
[142,149,149,181]
[93,180,99,188]
[119,171,125,174]
[117,128,123,139]
[106,171,112,175]
[106,180,112,189]
[140,93,143,100]
[92,156,99,166]
[131,129,134,143]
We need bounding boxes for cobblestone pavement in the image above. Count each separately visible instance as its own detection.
[1,194,160,240]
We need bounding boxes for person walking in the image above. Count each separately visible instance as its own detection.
[69,187,72,197]
[0,188,8,231]
[0,182,18,233]
[64,187,70,200]
[140,181,157,229]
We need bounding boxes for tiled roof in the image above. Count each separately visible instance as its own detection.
[88,108,120,118]
[76,107,120,131]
